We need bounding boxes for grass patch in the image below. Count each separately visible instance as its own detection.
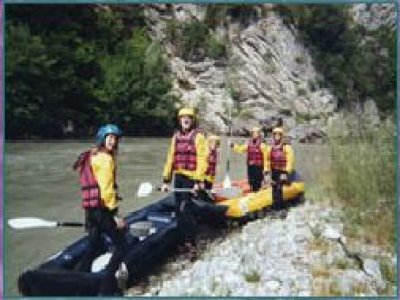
[307,237,330,254]
[379,258,396,284]
[328,121,396,251]
[332,257,351,270]
[311,263,330,278]
[243,270,261,283]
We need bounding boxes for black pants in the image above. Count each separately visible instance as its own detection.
[271,170,294,209]
[247,165,264,192]
[174,174,197,244]
[79,207,128,295]
[204,181,213,191]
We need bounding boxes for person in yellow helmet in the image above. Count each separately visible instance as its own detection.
[161,107,207,252]
[264,126,295,209]
[73,124,127,295]
[204,134,221,190]
[230,126,268,192]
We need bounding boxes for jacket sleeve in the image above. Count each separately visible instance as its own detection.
[162,135,176,183]
[232,143,248,154]
[284,144,294,173]
[91,153,117,211]
[262,143,271,173]
[195,133,208,181]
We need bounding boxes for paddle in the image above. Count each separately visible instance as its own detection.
[8,217,84,230]
[223,103,233,188]
[136,182,242,199]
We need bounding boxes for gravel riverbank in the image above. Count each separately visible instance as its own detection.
[125,201,396,297]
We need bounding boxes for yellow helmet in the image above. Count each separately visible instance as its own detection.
[251,126,261,133]
[178,107,195,118]
[272,127,284,135]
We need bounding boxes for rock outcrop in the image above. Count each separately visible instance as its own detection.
[142,4,393,139]
[143,4,337,137]
[349,3,396,31]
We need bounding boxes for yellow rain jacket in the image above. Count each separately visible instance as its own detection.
[91,152,118,210]
[232,141,270,172]
[163,131,208,182]
[265,143,295,173]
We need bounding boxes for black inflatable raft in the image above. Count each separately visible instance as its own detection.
[18,194,228,296]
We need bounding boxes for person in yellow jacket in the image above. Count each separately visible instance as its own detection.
[161,107,207,252]
[264,127,295,209]
[73,124,127,295]
[204,134,221,190]
[231,126,269,192]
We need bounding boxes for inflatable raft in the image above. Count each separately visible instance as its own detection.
[18,195,182,296]
[17,194,228,296]
[216,172,305,218]
[17,175,304,296]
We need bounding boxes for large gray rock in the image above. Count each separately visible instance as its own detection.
[350,3,396,31]
[143,4,337,135]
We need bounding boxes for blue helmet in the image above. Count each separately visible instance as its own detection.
[96,124,122,146]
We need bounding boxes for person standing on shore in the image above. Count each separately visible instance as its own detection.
[231,127,269,192]
[161,108,208,253]
[73,124,127,295]
[264,127,295,209]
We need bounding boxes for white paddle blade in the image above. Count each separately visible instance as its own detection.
[215,186,242,199]
[137,182,154,198]
[8,217,57,230]
[223,175,232,189]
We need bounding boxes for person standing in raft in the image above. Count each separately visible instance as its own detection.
[73,124,127,295]
[204,134,221,190]
[264,127,295,209]
[161,108,208,252]
[231,127,269,192]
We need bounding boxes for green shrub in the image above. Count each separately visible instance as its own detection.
[205,34,226,59]
[329,121,395,250]
[243,270,260,283]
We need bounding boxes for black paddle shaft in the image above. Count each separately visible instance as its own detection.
[57,222,85,227]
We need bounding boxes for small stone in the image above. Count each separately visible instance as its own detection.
[265,280,281,291]
[321,225,341,240]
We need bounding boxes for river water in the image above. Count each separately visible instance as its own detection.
[4,138,327,296]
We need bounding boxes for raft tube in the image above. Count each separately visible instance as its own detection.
[17,194,228,296]
[18,195,182,296]
[216,172,305,218]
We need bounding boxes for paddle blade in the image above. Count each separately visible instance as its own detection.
[137,182,154,198]
[215,186,242,199]
[8,217,57,230]
[223,174,232,188]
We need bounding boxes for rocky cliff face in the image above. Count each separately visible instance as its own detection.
[349,3,396,31]
[143,4,393,140]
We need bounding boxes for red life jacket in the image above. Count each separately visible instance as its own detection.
[247,138,263,166]
[75,151,102,209]
[206,149,217,177]
[173,129,198,171]
[270,144,287,170]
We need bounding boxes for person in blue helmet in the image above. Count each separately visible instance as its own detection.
[73,124,127,295]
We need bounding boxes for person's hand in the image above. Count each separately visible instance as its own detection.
[263,173,272,186]
[114,216,126,229]
[161,183,170,192]
[192,183,200,194]
[199,181,205,190]
[280,173,288,182]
